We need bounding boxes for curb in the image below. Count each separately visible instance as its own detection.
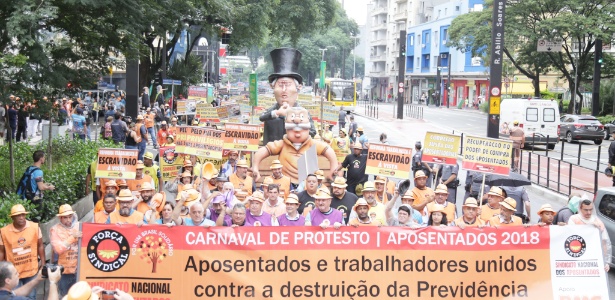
[525,184,568,204]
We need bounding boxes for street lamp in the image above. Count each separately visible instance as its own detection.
[351,36,359,80]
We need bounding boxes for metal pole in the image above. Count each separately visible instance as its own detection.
[573,53,578,115]
[447,53,451,108]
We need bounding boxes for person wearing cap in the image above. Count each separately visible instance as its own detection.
[135,182,166,217]
[156,121,169,147]
[259,48,316,144]
[335,142,368,194]
[297,174,319,216]
[568,199,611,272]
[263,184,286,218]
[509,120,525,171]
[488,197,523,227]
[480,186,504,222]
[330,177,358,224]
[106,190,147,225]
[374,176,393,204]
[142,152,162,192]
[277,194,305,226]
[126,160,155,192]
[0,261,62,300]
[412,142,434,188]
[211,174,228,192]
[347,182,386,225]
[49,204,82,296]
[144,107,158,148]
[185,155,202,178]
[173,191,215,227]
[554,193,582,224]
[305,188,343,228]
[0,204,45,300]
[269,160,291,197]
[386,190,422,227]
[220,150,239,178]
[229,159,254,195]
[261,176,274,194]
[166,171,194,196]
[427,204,449,227]
[95,180,119,212]
[451,198,485,229]
[348,199,382,227]
[536,204,556,226]
[410,170,435,214]
[426,184,456,223]
[356,126,369,154]
[501,185,531,223]
[245,191,275,226]
[433,162,459,204]
[94,194,118,224]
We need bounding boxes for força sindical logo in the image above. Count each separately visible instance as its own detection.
[87,229,130,272]
[564,235,586,258]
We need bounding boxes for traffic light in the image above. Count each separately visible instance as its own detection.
[218,75,222,83]
[400,44,406,56]
[66,82,73,89]
[598,55,604,65]
[154,72,163,86]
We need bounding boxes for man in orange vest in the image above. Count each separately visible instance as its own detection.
[106,189,147,225]
[229,159,254,195]
[127,161,154,192]
[94,194,117,224]
[144,107,158,148]
[488,197,523,227]
[270,160,290,198]
[0,204,45,300]
[49,204,82,297]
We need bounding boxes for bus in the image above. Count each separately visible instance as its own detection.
[314,78,359,112]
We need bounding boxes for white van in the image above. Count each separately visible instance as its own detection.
[499,98,560,149]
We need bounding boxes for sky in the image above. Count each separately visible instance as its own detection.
[342,0,369,26]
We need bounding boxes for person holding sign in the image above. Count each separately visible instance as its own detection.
[426,184,457,223]
[427,204,449,227]
[207,193,232,225]
[126,161,154,193]
[348,198,382,227]
[305,188,343,229]
[480,187,504,222]
[451,198,485,229]
[259,48,316,144]
[410,171,435,215]
[536,204,556,226]
[49,204,82,297]
[245,192,274,226]
[277,194,305,226]
[386,190,422,227]
[568,199,612,272]
[347,182,386,226]
[229,159,254,195]
[488,197,523,227]
[94,194,117,224]
[142,152,162,192]
[106,189,147,225]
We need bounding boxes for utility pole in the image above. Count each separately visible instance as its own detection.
[397,30,406,119]
[447,53,451,109]
[592,39,602,116]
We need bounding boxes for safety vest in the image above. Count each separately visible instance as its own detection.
[109,210,145,224]
[143,165,160,190]
[0,221,40,278]
[145,113,155,128]
[127,175,153,192]
[135,123,145,141]
[427,202,456,223]
[453,216,485,227]
[49,223,78,274]
[230,173,253,195]
[94,210,113,224]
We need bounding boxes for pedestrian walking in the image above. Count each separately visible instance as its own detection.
[338,107,347,130]
[16,150,55,211]
[509,120,525,171]
[348,115,357,143]
[16,103,28,142]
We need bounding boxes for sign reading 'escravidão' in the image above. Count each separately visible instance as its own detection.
[77,225,608,299]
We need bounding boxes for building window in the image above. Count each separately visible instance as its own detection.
[456,6,460,11]
[433,56,438,68]
[416,57,420,68]
[445,8,447,15]
[409,36,414,46]
[443,29,448,40]
[434,31,439,43]
[425,33,430,43]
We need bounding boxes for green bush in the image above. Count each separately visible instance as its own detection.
[0,193,38,226]
[479,101,489,113]
[597,115,615,124]
[0,137,119,225]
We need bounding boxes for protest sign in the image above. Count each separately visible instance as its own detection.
[174,126,224,159]
[365,144,412,179]
[422,132,461,165]
[159,146,184,181]
[223,123,261,151]
[77,225,608,299]
[188,86,208,98]
[323,106,338,125]
[95,149,138,179]
[196,103,220,123]
[462,135,512,175]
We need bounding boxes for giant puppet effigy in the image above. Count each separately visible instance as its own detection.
[253,48,337,184]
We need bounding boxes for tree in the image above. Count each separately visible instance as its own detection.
[137,235,169,273]
[448,0,615,113]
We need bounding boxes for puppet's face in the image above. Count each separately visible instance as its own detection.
[285,107,310,143]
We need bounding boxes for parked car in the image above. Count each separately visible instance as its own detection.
[594,187,615,266]
[603,120,615,140]
[559,114,605,145]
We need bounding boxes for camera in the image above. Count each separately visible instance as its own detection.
[41,263,64,278]
[101,290,117,300]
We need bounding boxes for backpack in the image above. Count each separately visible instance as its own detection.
[16,166,40,200]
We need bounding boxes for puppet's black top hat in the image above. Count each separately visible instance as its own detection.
[268,48,303,85]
